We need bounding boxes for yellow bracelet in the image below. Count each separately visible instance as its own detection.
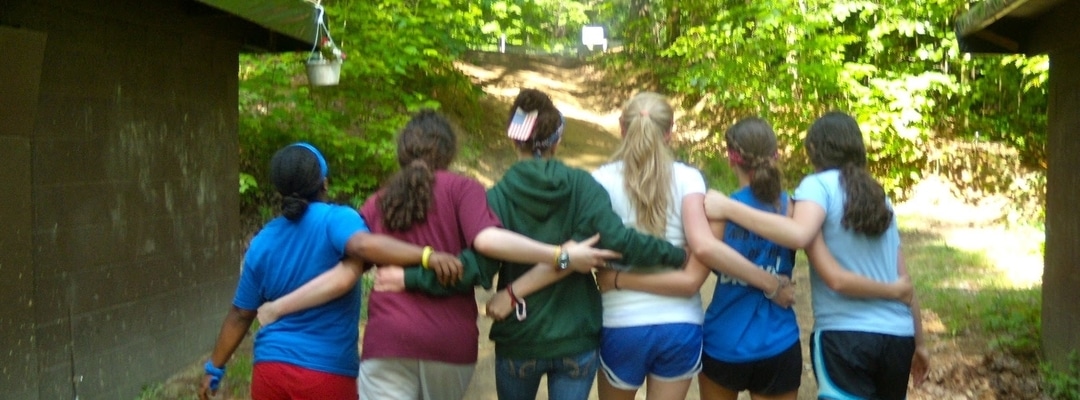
[421,246,434,269]
[553,245,562,266]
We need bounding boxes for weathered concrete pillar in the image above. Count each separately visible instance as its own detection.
[1043,43,1080,371]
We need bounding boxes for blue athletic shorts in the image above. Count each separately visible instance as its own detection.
[599,323,703,389]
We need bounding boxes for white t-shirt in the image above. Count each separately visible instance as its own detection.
[591,161,706,327]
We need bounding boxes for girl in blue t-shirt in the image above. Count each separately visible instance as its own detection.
[198,143,461,400]
[704,112,929,400]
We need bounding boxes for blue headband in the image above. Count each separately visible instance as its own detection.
[290,142,328,178]
[531,113,565,158]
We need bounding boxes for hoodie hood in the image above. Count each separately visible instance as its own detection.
[489,158,577,222]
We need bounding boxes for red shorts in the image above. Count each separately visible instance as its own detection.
[251,362,357,400]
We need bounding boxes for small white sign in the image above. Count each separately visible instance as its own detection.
[581,26,607,51]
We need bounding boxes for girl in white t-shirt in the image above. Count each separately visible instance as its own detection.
[590,93,796,400]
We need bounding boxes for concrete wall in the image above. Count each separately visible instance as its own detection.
[1041,1,1080,369]
[0,0,286,397]
[0,25,47,400]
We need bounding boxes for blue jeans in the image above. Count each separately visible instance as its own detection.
[495,349,599,400]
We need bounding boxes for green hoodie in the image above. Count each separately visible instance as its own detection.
[404,158,686,359]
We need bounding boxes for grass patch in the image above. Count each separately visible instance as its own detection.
[223,352,254,398]
[899,221,1042,358]
[1043,351,1080,400]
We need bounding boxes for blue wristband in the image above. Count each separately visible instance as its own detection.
[204,360,226,391]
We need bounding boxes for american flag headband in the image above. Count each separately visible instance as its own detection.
[507,108,565,152]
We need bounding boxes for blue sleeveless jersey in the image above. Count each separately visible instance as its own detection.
[702,187,799,362]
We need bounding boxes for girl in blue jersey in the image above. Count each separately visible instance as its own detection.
[705,112,929,400]
[198,143,461,400]
[697,117,803,400]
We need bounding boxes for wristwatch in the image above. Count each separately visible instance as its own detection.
[557,248,570,270]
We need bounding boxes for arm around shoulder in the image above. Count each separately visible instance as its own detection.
[404,249,500,295]
[807,234,911,301]
[704,190,822,249]
[258,258,365,325]
[684,194,786,297]
[597,255,710,297]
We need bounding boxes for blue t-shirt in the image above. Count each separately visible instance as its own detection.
[703,187,798,362]
[794,170,914,336]
[234,202,368,377]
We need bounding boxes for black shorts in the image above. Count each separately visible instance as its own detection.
[811,330,915,400]
[700,340,802,395]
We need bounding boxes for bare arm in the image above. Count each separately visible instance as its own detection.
[258,228,462,326]
[473,228,621,272]
[199,305,256,400]
[346,231,463,281]
[485,262,574,320]
[704,189,824,249]
[684,193,793,306]
[481,234,615,319]
[909,290,929,386]
[595,255,711,297]
[899,247,930,385]
[257,258,365,325]
[807,234,912,301]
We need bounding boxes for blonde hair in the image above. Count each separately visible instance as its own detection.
[613,92,675,236]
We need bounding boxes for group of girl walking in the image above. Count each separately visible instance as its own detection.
[200,88,929,400]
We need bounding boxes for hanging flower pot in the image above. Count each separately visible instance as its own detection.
[306,5,345,87]
[306,58,342,86]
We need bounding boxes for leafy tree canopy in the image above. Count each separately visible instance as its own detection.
[236,0,1048,223]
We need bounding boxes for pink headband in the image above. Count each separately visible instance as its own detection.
[727,148,746,167]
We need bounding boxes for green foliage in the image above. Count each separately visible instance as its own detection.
[238,172,258,195]
[675,137,740,194]
[608,0,1047,212]
[979,289,1041,355]
[224,352,254,397]
[361,270,375,321]
[478,0,593,53]
[1043,351,1080,400]
[239,0,487,212]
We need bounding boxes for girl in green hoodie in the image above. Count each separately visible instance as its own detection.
[399,89,690,400]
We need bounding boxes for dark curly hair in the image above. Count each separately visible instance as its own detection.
[378,109,458,232]
[270,145,326,221]
[508,88,563,156]
[725,117,783,208]
[805,111,892,236]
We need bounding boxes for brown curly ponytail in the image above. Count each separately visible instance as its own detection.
[378,109,458,232]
